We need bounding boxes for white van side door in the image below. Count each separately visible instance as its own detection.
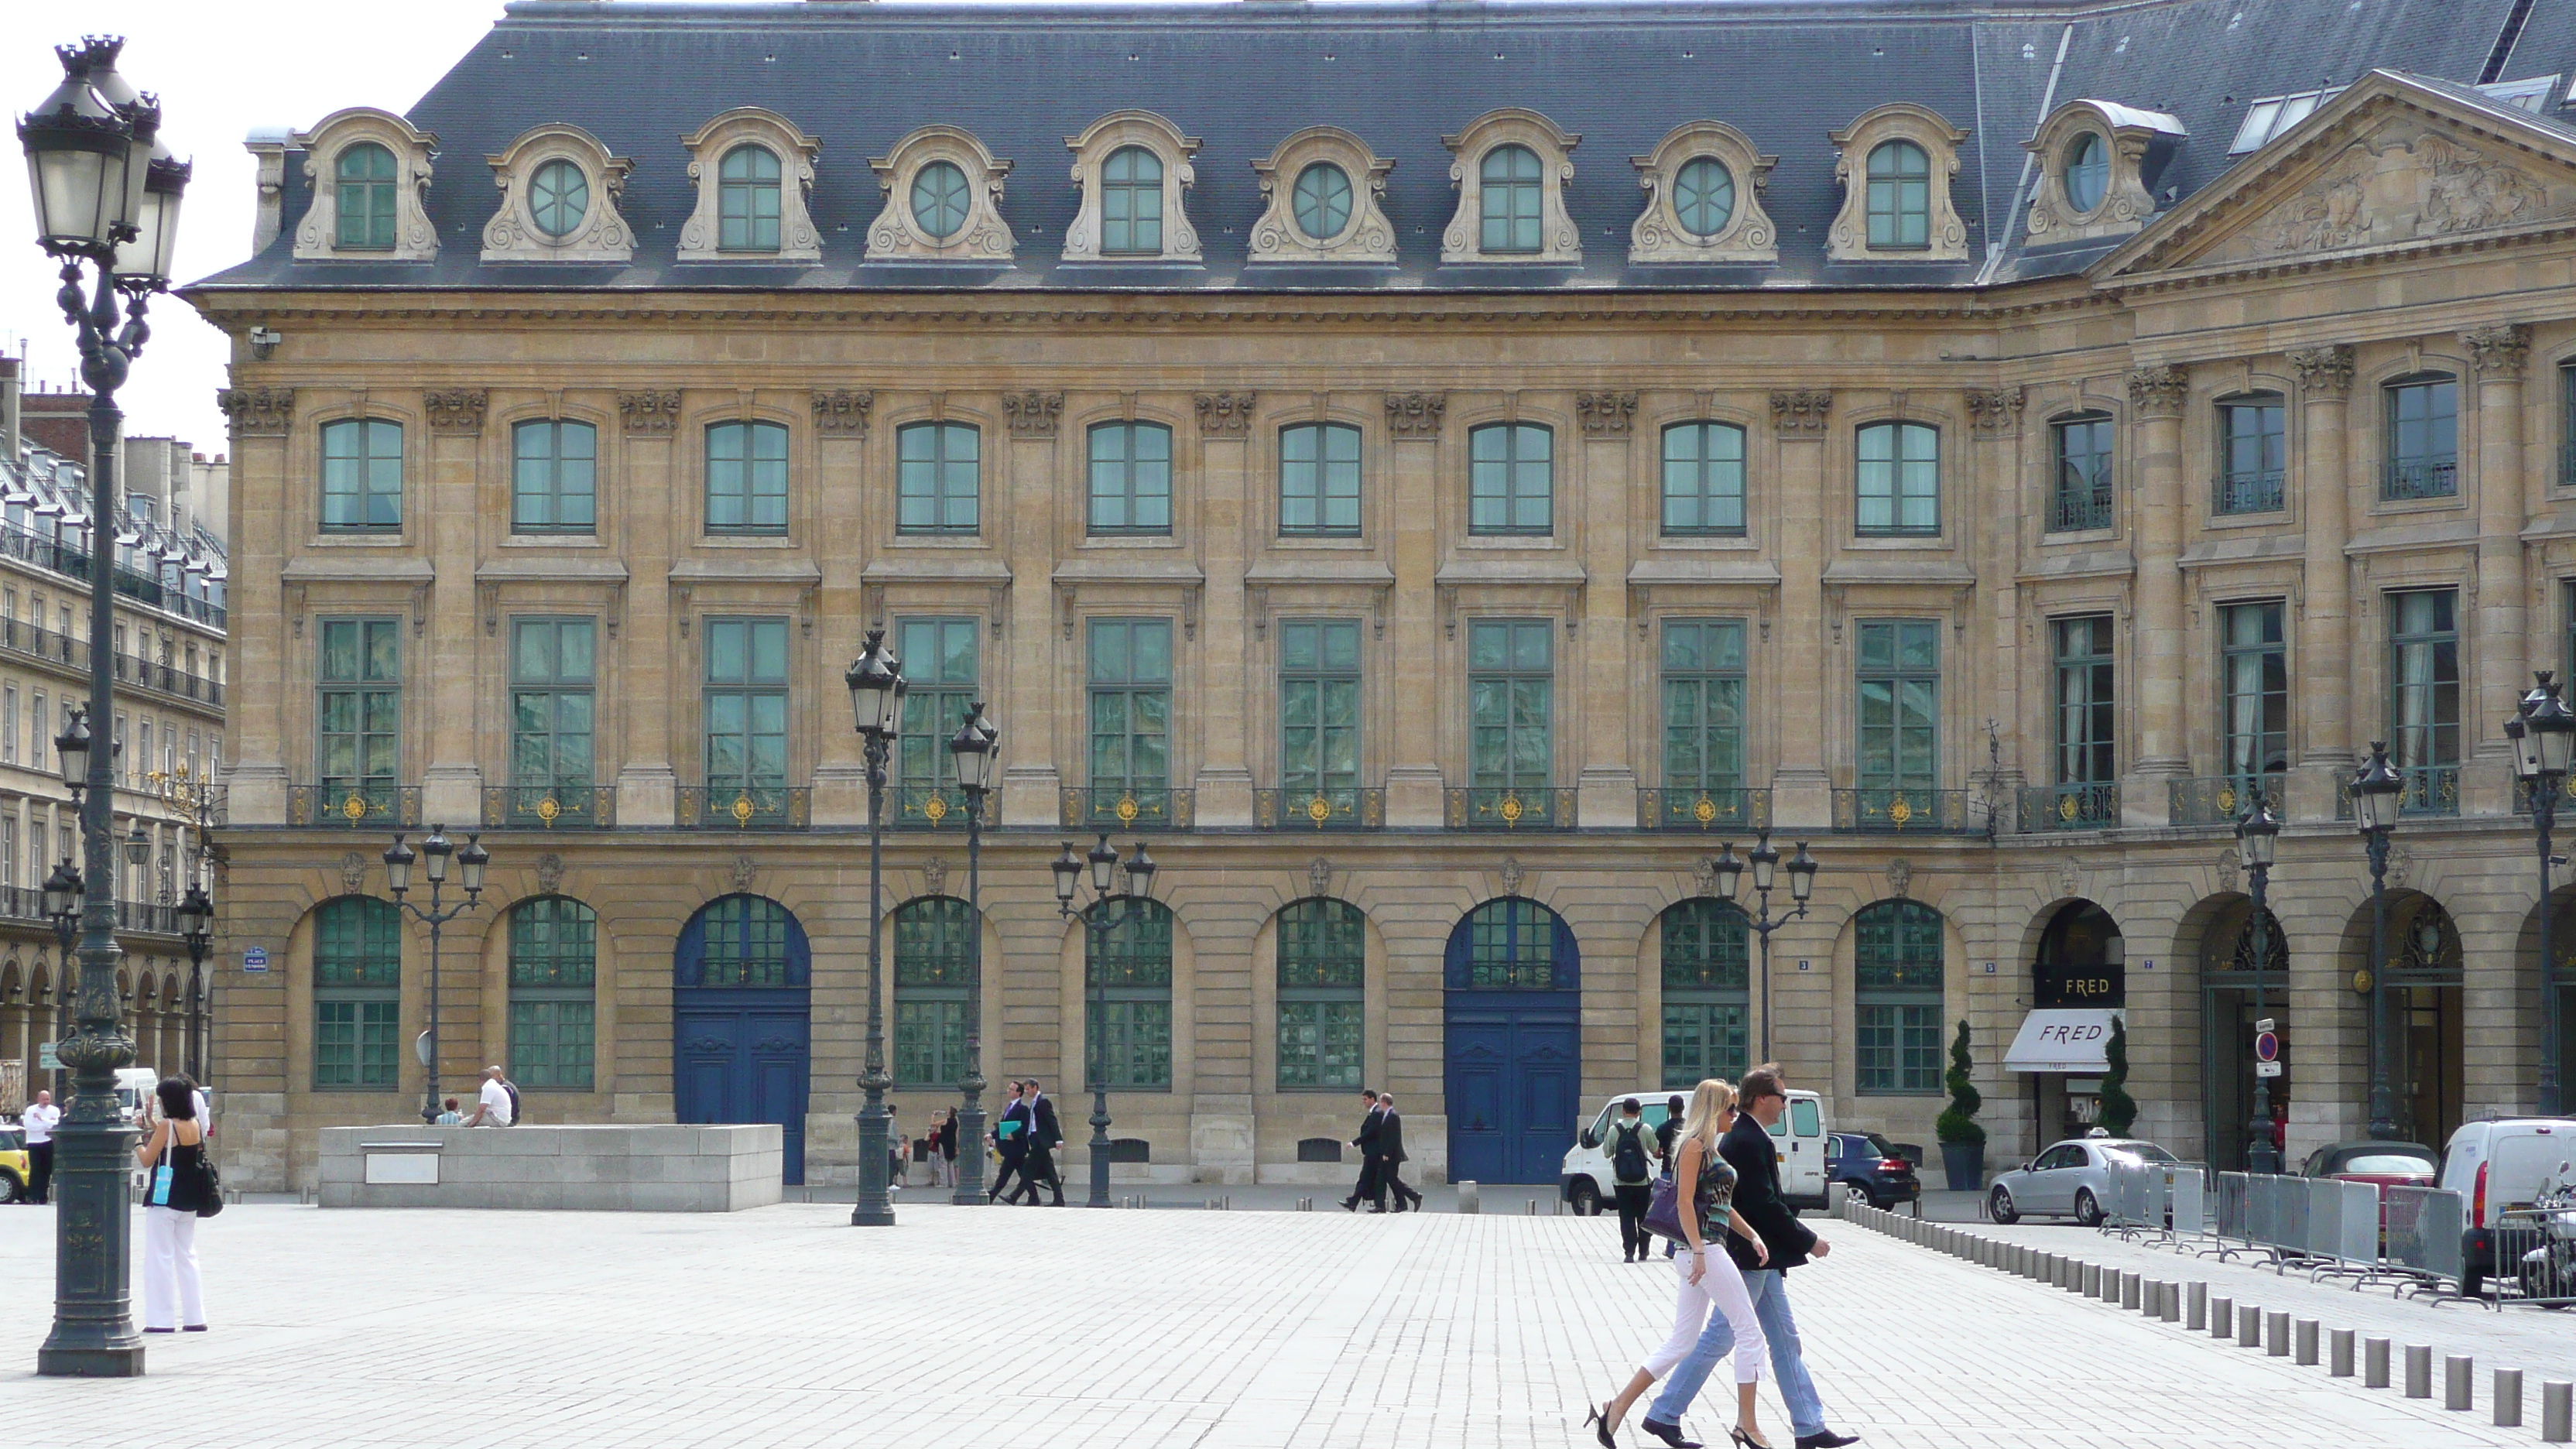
[1783,1095,1826,1202]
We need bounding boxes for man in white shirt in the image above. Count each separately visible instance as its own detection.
[22,1090,60,1203]
[461,1066,515,1128]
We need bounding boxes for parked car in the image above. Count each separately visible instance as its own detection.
[1986,1135,2178,1226]
[1825,1131,1920,1209]
[1560,1088,1828,1214]
[0,1126,26,1203]
[2299,1140,2437,1188]
[2438,1118,2576,1297]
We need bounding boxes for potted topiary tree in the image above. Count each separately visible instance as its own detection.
[1936,1019,1985,1190]
[2095,1014,2138,1136]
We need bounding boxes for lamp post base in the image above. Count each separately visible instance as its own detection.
[1088,1092,1113,1209]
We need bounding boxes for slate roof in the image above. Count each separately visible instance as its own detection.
[190,0,2549,296]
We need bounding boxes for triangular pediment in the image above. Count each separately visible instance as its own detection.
[2095,70,2576,283]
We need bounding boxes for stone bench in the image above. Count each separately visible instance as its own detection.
[318,1124,783,1211]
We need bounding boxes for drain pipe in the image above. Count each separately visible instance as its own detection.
[1978,22,2075,286]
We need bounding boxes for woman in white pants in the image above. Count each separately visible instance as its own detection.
[134,1076,208,1333]
[1588,1077,1772,1449]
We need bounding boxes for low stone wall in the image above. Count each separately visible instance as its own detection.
[318,1124,783,1211]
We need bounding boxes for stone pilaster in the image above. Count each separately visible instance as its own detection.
[420,389,488,824]
[613,391,680,827]
[2287,346,2353,823]
[808,391,874,827]
[1967,388,2026,799]
[2466,324,2532,816]
[1575,389,1637,826]
[214,386,295,824]
[1000,392,1065,826]
[1769,389,1831,827]
[1383,392,1447,827]
[1192,392,1256,827]
[2122,365,2188,825]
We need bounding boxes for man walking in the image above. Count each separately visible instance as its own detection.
[1719,1064,1859,1449]
[1341,1089,1383,1211]
[1023,1078,1066,1206]
[1376,1092,1422,1212]
[989,1081,1031,1204]
[22,1089,57,1204]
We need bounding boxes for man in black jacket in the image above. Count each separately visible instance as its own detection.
[1341,1090,1383,1211]
[1376,1093,1422,1212]
[1718,1065,1858,1449]
[989,1081,1031,1203]
[1022,1078,1067,1206]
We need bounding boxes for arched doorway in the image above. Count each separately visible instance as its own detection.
[2382,894,2463,1148]
[673,895,812,1183]
[1444,898,1579,1184]
[2027,900,2123,1143]
[2199,896,2287,1170]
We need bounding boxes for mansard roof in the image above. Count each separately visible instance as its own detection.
[189,0,2550,296]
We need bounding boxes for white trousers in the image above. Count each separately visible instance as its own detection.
[140,1205,204,1330]
[1640,1243,1766,1385]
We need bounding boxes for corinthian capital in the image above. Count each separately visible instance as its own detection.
[2465,324,2531,380]
[2126,365,2187,419]
[2287,344,2354,400]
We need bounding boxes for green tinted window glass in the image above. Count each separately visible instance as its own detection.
[893,896,973,1087]
[1088,619,1173,795]
[1855,620,1939,793]
[512,420,597,534]
[1661,620,1745,793]
[704,618,790,794]
[314,896,401,1090]
[1663,422,1746,535]
[1279,620,1361,800]
[511,618,596,794]
[1101,146,1164,255]
[529,159,590,238]
[1292,162,1353,241]
[706,421,790,534]
[1865,140,1930,249]
[1673,157,1735,238]
[718,145,783,252]
[1855,422,1939,536]
[320,419,404,532]
[2053,615,2115,785]
[1468,620,1552,792]
[911,160,970,241]
[1468,423,1553,535]
[1086,899,1174,1089]
[1088,422,1173,534]
[1279,423,1362,536]
[1464,898,1558,989]
[317,618,401,798]
[896,618,978,791]
[509,896,595,1090]
[699,895,792,988]
[1479,144,1543,253]
[896,422,979,533]
[335,142,398,250]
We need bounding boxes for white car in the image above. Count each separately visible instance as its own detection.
[1559,1089,1828,1214]
[2440,1117,2576,1296]
[1985,1135,2178,1226]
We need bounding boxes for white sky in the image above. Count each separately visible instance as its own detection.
[0,2,509,454]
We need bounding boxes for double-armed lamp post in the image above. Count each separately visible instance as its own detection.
[1053,835,1156,1208]
[947,702,998,1205]
[2233,800,2281,1173]
[2506,672,2576,1116]
[377,827,491,1124]
[2348,742,2404,1141]
[1707,831,1818,1061]
[845,629,906,1226]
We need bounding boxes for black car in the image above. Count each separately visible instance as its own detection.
[1825,1132,1920,1209]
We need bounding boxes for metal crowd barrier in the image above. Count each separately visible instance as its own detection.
[2169,1166,2208,1239]
[2382,1185,2465,1297]
[2489,1207,2576,1308]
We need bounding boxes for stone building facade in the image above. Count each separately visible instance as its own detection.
[179,0,2576,1190]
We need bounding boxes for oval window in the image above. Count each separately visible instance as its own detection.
[1292,162,1354,242]
[912,159,970,241]
[530,159,590,238]
[1673,156,1735,238]
[2064,132,2108,215]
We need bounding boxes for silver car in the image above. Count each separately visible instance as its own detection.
[1986,1136,2177,1226]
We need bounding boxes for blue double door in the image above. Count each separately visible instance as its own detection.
[1444,899,1583,1184]
[673,988,811,1184]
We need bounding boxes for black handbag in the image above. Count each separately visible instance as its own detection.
[190,1144,223,1218]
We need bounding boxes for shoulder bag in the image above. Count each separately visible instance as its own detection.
[192,1141,224,1218]
[1643,1166,1687,1242]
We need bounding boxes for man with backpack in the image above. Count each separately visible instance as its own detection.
[1608,1097,1660,1262]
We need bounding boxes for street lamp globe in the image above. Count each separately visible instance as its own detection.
[2527,671,2576,777]
[844,629,904,740]
[1124,841,1156,898]
[108,135,185,289]
[41,861,80,921]
[121,819,147,867]
[51,708,87,790]
[1086,834,1118,895]
[420,824,453,884]
[2235,800,2281,868]
[456,832,489,897]
[382,832,416,896]
[1786,841,1819,904]
[2350,742,2404,834]
[948,701,998,794]
[1749,832,1780,894]
[174,882,210,942]
[15,39,145,255]
[1050,841,1082,911]
[2507,711,2541,783]
[1711,842,1742,901]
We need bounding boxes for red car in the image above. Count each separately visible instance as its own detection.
[2300,1139,2437,1240]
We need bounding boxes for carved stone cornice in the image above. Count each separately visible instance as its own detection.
[2287,344,2355,400]
[1194,391,1257,436]
[1769,389,1832,436]
[1964,386,2025,436]
[619,390,682,435]
[215,386,295,438]
[423,389,488,436]
[1576,390,1638,435]
[1384,392,1447,437]
[2126,365,2188,419]
[812,389,875,437]
[2465,324,2532,380]
[1002,390,1064,438]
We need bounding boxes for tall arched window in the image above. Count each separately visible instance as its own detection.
[1855,421,1939,536]
[1662,899,1749,1088]
[1865,140,1931,250]
[512,419,598,535]
[509,896,597,1090]
[1459,898,1565,989]
[706,420,790,535]
[320,418,404,533]
[718,144,783,252]
[313,896,400,1090]
[1662,421,1746,536]
[1469,422,1553,535]
[336,142,398,250]
[1101,146,1164,255]
[1854,900,1944,1094]
[1088,421,1173,534]
[1480,144,1543,254]
[1279,422,1362,536]
[1276,899,1364,1089]
[897,421,980,535]
[679,894,803,988]
[1087,899,1173,1088]
[893,896,973,1088]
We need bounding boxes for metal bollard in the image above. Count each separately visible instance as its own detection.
[2238,1304,2262,1348]
[2405,1344,2433,1399]
[2138,1276,2159,1311]
[2122,1273,2141,1311]
[2161,1282,2181,1322]
[2210,1296,2233,1339]
[2365,1338,2391,1389]
[2103,1269,2124,1304]
[2496,1369,2523,1428]
[2447,1357,2474,1413]
[2084,1263,2103,1297]
[2294,1318,2318,1365]
[2265,1311,2288,1357]
[1457,1181,1480,1214]
[2188,1281,2208,1331]
[2544,1381,2572,1443]
[2331,1329,2355,1377]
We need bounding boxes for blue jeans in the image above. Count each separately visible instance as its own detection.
[1745,1269,1828,1437]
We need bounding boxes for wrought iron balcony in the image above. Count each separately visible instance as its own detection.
[1444,786,1577,831]
[2379,457,2458,502]
[1254,786,1385,831]
[116,901,179,936]
[2334,764,2458,820]
[1831,788,1973,834]
[678,785,811,830]
[890,784,999,831]
[2513,772,2576,815]
[2213,469,2285,516]
[2049,485,2113,533]
[2167,773,2284,827]
[1637,786,1773,832]
[481,784,618,830]
[1060,786,1196,831]
[2017,782,2119,832]
[288,783,422,830]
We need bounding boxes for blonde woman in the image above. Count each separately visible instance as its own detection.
[1586,1077,1773,1449]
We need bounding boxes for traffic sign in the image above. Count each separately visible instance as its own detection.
[2255,1030,2280,1064]
[242,945,269,974]
[2256,1060,2283,1078]
[38,1041,58,1070]
[2255,1017,2275,1034]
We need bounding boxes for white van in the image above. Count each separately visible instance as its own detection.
[2440,1117,2576,1295]
[1559,1089,1828,1214]
[111,1068,159,1125]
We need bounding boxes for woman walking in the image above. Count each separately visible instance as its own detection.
[135,1076,209,1333]
[1586,1078,1773,1449]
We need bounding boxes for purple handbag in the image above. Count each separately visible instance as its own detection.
[1643,1170,1688,1242]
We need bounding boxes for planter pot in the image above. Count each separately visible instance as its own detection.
[1940,1139,1985,1192]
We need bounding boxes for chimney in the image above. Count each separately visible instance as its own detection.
[0,358,18,467]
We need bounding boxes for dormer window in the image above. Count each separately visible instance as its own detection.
[529,160,589,238]
[1063,111,1200,263]
[1867,142,1930,250]
[2023,101,2185,244]
[1293,163,1352,241]
[1629,122,1778,265]
[2063,134,2108,214]
[719,145,782,252]
[1482,146,1542,253]
[911,161,969,240]
[336,143,397,250]
[867,125,1013,262]
[291,108,440,262]
[481,124,634,262]
[1248,127,1396,264]
[679,109,822,263]
[1673,159,1732,237]
[1440,109,1581,265]
[1102,146,1163,255]
[1828,104,1969,262]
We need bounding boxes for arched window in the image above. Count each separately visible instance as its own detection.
[897,421,980,535]
[1459,898,1565,989]
[910,159,971,242]
[1086,899,1173,1088]
[1855,421,1939,536]
[1662,421,1746,535]
[678,894,805,988]
[893,896,974,1088]
[1101,146,1164,255]
[1480,144,1543,254]
[1279,422,1362,536]
[512,419,598,535]
[1469,422,1553,536]
[320,418,404,533]
[2215,392,2287,514]
[706,420,790,535]
[1855,900,1944,1094]
[1661,899,1749,1088]
[1865,140,1931,250]
[718,144,783,252]
[1673,157,1735,238]
[2382,374,2459,500]
[2049,412,2114,533]
[336,142,398,250]
[1088,420,1173,535]
[2062,132,2108,214]
[1276,899,1364,1089]
[313,896,400,1090]
[509,896,597,1090]
[529,159,591,238]
[1292,162,1353,242]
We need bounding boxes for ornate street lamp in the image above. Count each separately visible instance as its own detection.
[2351,742,2404,1141]
[1054,833,1156,1208]
[2234,800,2282,1173]
[844,628,904,1226]
[22,33,190,1379]
[174,881,211,1082]
[375,827,488,1125]
[2511,672,2576,1115]
[947,701,998,1205]
[1716,831,1818,1061]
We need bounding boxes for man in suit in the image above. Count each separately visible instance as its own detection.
[1375,1092,1422,1212]
[1023,1077,1067,1206]
[1341,1089,1383,1211]
[988,1080,1030,1204]
[1718,1065,1858,1449]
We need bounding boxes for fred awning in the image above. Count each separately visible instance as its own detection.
[2004,1009,2127,1074]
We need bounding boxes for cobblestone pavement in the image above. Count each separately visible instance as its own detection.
[0,1201,2546,1447]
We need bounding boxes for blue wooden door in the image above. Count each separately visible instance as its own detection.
[673,896,814,1184]
[1444,899,1582,1184]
